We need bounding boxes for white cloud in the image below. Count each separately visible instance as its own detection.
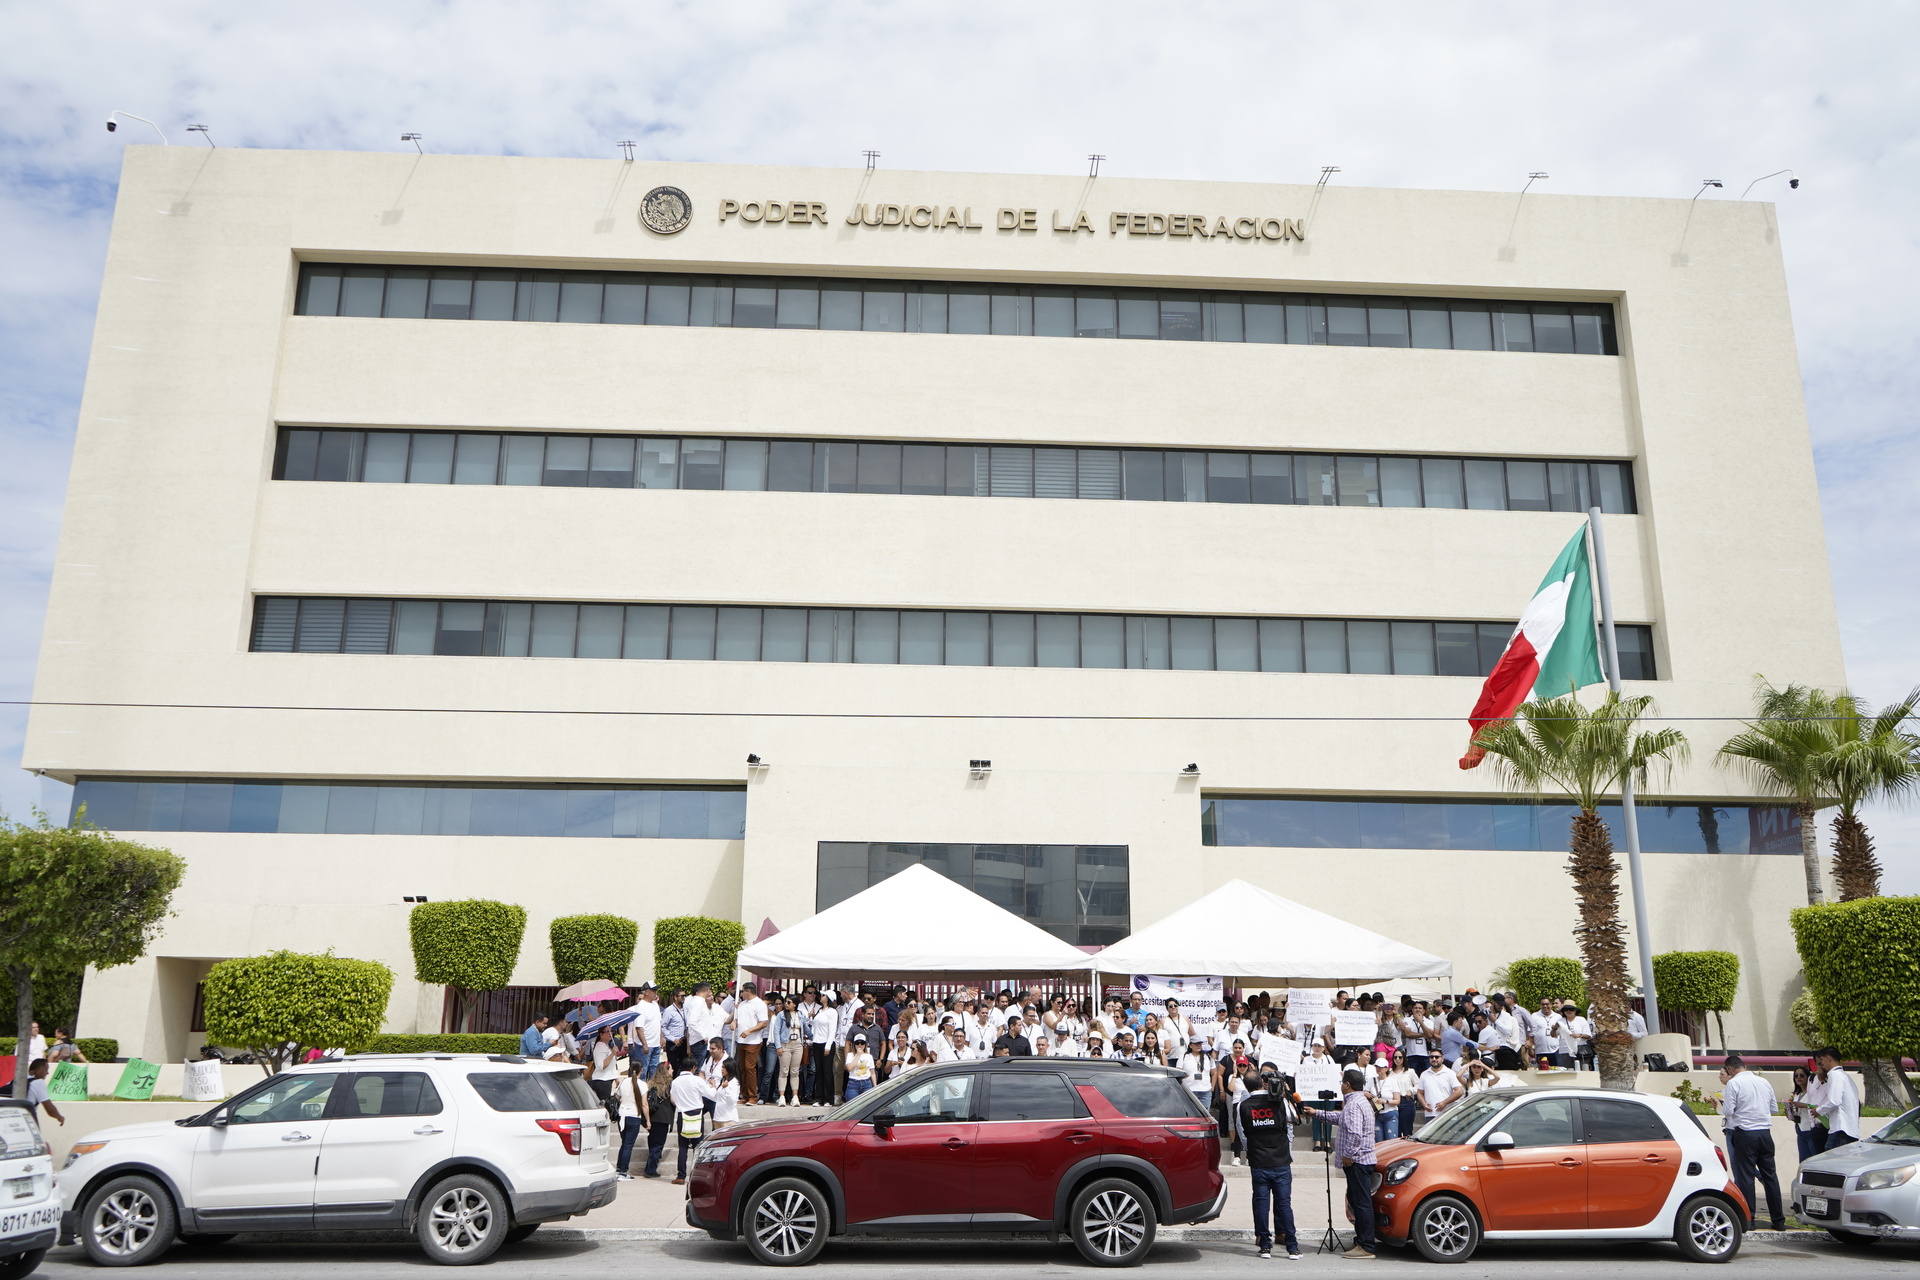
[2,1,1916,891]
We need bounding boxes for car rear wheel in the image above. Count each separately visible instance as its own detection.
[416,1173,508,1266]
[1069,1177,1157,1267]
[80,1174,177,1266]
[742,1176,829,1266]
[1409,1194,1479,1263]
[1673,1195,1742,1263]
[1827,1228,1881,1248]
[0,1248,47,1280]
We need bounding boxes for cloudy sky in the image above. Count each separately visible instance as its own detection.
[3,2,1916,885]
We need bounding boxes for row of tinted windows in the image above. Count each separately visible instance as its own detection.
[248,596,1657,680]
[1201,797,1798,854]
[71,778,747,839]
[275,428,1636,514]
[819,842,1130,947]
[294,263,1619,355]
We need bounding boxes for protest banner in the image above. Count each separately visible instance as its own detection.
[1334,1010,1378,1047]
[113,1057,161,1100]
[1262,1035,1303,1072]
[1294,1059,1343,1098]
[184,1058,226,1102]
[1285,989,1331,1027]
[1131,974,1224,1048]
[48,1061,90,1102]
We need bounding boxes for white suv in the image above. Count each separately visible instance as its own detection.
[1,1098,59,1279]
[58,1053,614,1266]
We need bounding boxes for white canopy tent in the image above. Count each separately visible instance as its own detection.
[735,864,1094,983]
[1088,880,1451,988]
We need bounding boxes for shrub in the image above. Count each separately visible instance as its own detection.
[409,900,526,991]
[654,916,745,995]
[0,966,83,1039]
[0,1036,116,1062]
[361,1033,520,1055]
[550,915,639,987]
[203,950,394,1072]
[1504,956,1586,1011]
[1792,897,1920,1064]
[1651,951,1740,1011]
[1789,990,1823,1049]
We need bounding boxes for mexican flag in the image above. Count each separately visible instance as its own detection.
[1457,526,1606,768]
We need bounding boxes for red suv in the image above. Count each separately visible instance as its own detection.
[686,1058,1224,1266]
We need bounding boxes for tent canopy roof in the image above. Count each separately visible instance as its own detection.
[736,864,1092,977]
[1090,880,1451,985]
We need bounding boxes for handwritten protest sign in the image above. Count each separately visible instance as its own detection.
[113,1057,160,1100]
[184,1059,226,1102]
[1334,1011,1378,1047]
[48,1061,90,1102]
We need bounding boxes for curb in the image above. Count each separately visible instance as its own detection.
[532,1225,1839,1246]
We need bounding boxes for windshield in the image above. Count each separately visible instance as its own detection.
[1411,1094,1509,1146]
[1870,1108,1920,1146]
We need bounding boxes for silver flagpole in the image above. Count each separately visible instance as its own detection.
[1588,506,1661,1035]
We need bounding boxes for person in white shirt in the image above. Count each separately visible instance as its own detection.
[1490,997,1523,1071]
[1417,1058,1463,1116]
[1531,999,1560,1064]
[711,1061,742,1127]
[683,983,717,1055]
[731,983,769,1105]
[1627,1008,1648,1039]
[1178,1043,1213,1110]
[1559,1005,1594,1069]
[805,990,836,1107]
[632,986,664,1080]
[668,1066,715,1183]
[589,1028,622,1115]
[1787,1065,1826,1162]
[1378,1049,1419,1139]
[1716,1055,1784,1231]
[1163,999,1195,1055]
[1813,1048,1861,1148]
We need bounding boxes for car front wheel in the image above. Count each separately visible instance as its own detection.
[1673,1195,1742,1263]
[1409,1193,1479,1263]
[1069,1177,1157,1267]
[80,1174,177,1266]
[742,1176,830,1265]
[416,1173,508,1266]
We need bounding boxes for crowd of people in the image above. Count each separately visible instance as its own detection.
[512,980,1655,1189]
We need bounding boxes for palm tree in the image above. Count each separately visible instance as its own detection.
[1717,682,1836,905]
[1473,691,1687,1090]
[1821,688,1920,901]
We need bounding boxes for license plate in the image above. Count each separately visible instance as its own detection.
[3,1178,29,1201]
[0,1203,58,1238]
[1805,1195,1829,1216]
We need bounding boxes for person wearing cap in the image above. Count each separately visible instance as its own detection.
[1560,1003,1594,1070]
[844,1032,877,1098]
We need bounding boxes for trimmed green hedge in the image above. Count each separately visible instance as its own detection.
[410,900,526,991]
[1789,990,1823,1049]
[654,916,745,995]
[0,1037,118,1062]
[1792,897,1920,1061]
[1652,950,1740,1011]
[550,915,638,987]
[362,1033,520,1055]
[204,950,394,1070]
[1505,956,1585,1011]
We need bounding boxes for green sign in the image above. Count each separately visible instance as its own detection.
[48,1061,90,1102]
[112,1057,161,1100]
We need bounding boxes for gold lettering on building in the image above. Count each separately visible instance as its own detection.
[739,198,1301,241]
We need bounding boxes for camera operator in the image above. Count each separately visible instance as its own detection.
[1237,1065,1302,1260]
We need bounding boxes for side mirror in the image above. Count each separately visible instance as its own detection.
[872,1113,896,1138]
[209,1111,230,1128]
[1482,1131,1514,1151]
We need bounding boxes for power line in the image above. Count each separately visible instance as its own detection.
[0,699,1900,724]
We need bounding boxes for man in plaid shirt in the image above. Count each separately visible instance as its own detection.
[1335,1068,1379,1259]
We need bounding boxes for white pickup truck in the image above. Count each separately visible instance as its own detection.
[0,1098,57,1279]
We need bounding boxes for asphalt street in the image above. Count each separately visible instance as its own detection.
[25,1234,1920,1277]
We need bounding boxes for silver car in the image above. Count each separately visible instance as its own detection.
[1790,1107,1920,1247]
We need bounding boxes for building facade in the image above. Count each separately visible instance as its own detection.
[26,149,1841,1057]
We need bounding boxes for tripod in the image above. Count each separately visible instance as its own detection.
[1304,1099,1344,1255]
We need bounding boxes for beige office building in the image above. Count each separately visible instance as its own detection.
[25,148,1840,1059]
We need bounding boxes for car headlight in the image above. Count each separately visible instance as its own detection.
[1857,1165,1916,1191]
[692,1143,739,1165]
[63,1141,109,1169]
[1383,1158,1418,1186]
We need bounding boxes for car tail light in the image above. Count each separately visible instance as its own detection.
[1714,1147,1728,1171]
[1164,1124,1218,1139]
[536,1118,583,1155]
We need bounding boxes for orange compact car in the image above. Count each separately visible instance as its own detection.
[1372,1087,1748,1264]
